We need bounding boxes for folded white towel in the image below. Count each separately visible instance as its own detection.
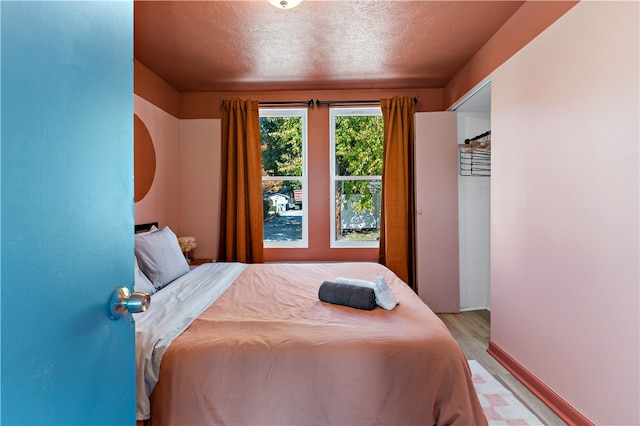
[374,275,399,310]
[334,277,375,289]
[334,276,398,310]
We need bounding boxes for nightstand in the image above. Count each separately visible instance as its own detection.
[190,258,213,266]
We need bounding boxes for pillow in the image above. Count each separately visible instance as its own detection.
[134,226,190,290]
[134,255,156,295]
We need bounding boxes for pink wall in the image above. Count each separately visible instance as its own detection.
[443,1,578,109]
[490,2,639,424]
[178,120,221,260]
[133,95,181,235]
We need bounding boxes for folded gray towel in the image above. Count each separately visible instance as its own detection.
[318,281,376,310]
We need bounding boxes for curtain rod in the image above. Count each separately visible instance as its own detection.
[259,99,314,107]
[220,98,418,108]
[220,99,314,107]
[316,97,417,107]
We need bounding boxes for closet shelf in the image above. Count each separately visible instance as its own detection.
[459,131,491,177]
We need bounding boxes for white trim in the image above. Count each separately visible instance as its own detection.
[329,107,382,248]
[259,108,308,248]
[448,78,492,112]
[334,175,382,181]
[460,306,490,312]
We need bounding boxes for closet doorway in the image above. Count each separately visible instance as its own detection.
[453,82,491,311]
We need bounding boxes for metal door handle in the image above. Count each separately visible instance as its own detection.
[109,286,150,319]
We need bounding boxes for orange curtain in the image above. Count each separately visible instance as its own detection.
[219,98,264,263]
[379,96,416,290]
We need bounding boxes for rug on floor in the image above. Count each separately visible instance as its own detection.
[469,360,544,426]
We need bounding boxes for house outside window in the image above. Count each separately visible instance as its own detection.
[330,107,383,248]
[259,108,308,247]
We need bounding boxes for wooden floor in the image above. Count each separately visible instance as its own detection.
[437,310,566,426]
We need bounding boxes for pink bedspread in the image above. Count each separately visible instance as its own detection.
[149,262,486,425]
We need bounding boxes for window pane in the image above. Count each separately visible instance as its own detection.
[330,108,382,247]
[260,116,303,177]
[259,108,307,248]
[334,115,383,176]
[263,180,303,242]
[334,179,381,242]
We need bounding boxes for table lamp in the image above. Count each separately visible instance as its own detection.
[178,236,197,264]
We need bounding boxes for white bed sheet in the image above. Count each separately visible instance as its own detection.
[133,262,247,420]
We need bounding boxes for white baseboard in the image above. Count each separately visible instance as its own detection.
[460,306,490,312]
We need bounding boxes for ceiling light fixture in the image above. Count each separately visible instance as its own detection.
[268,0,303,9]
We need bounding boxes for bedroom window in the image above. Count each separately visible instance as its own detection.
[260,108,308,248]
[330,107,383,248]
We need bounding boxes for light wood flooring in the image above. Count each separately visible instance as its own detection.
[437,310,566,426]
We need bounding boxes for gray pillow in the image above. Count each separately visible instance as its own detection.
[134,255,156,295]
[135,226,190,290]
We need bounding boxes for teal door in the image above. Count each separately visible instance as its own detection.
[1,1,135,424]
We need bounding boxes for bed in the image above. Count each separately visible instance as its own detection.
[133,226,487,425]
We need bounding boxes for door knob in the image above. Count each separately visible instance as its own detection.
[109,286,150,319]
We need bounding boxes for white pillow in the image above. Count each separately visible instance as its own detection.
[134,255,156,295]
[134,226,190,290]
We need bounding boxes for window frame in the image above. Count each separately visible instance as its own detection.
[329,106,383,248]
[259,108,309,248]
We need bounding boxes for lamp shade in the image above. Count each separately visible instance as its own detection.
[178,236,197,253]
[268,0,303,9]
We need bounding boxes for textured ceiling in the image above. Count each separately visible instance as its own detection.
[134,0,525,93]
